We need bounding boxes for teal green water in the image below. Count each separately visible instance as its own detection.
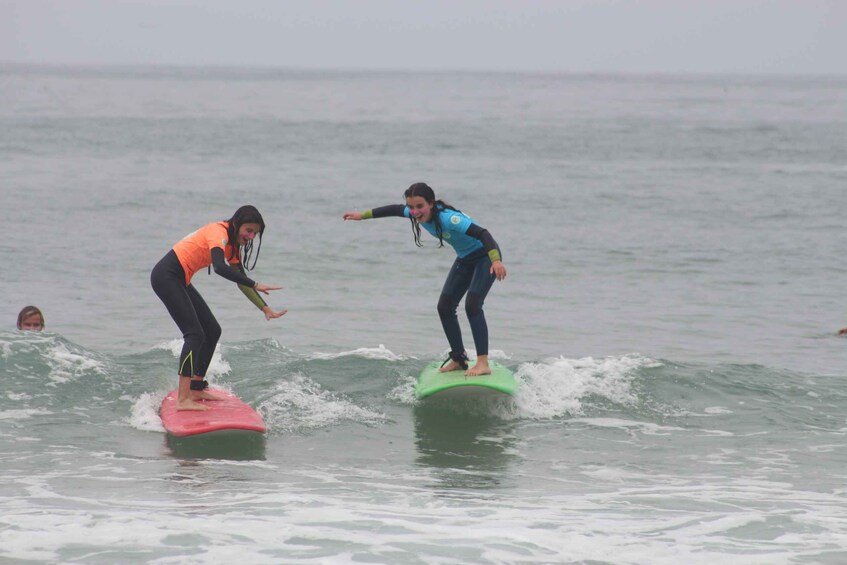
[3,333,847,563]
[2,65,847,563]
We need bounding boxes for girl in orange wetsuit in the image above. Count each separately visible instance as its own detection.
[150,205,286,411]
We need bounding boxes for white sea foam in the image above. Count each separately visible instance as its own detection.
[1,464,839,565]
[260,373,386,432]
[0,408,52,421]
[308,343,410,361]
[511,354,658,420]
[128,391,166,432]
[0,332,55,358]
[387,374,418,405]
[45,343,107,384]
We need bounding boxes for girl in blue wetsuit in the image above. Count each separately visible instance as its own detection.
[343,182,507,376]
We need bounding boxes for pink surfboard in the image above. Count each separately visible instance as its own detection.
[159,388,267,437]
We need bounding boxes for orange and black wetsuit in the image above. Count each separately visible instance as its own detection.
[150,222,266,382]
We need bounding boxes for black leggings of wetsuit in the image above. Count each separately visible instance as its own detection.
[437,248,498,358]
[150,250,221,378]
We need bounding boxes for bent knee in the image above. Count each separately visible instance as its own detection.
[437,294,458,317]
[465,293,485,318]
[205,321,222,343]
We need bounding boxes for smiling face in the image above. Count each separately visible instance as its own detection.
[236,222,261,246]
[406,195,435,223]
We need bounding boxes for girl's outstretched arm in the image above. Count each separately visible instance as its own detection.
[343,205,407,221]
[238,283,287,319]
[220,250,286,319]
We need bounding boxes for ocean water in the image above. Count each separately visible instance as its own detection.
[2,64,847,563]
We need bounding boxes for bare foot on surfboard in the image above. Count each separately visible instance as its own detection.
[438,360,464,373]
[176,399,209,411]
[191,390,227,401]
[465,362,491,377]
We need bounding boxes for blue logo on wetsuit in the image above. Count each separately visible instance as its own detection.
[404,206,484,258]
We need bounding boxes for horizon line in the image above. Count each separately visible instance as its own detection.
[2,60,846,80]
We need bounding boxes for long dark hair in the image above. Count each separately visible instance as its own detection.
[225,205,265,271]
[404,182,461,248]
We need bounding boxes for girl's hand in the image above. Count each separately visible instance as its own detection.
[343,211,363,221]
[490,261,507,281]
[262,306,288,320]
[254,283,282,295]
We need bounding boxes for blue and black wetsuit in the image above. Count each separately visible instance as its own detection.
[364,204,502,361]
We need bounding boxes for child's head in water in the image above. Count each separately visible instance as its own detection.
[17,306,44,331]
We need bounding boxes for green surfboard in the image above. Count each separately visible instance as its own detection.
[415,361,517,399]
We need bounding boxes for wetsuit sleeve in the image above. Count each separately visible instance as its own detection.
[362,204,408,219]
[465,223,502,263]
[238,283,268,309]
[230,259,268,310]
[211,247,256,287]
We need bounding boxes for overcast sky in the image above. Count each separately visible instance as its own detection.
[2,0,845,75]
